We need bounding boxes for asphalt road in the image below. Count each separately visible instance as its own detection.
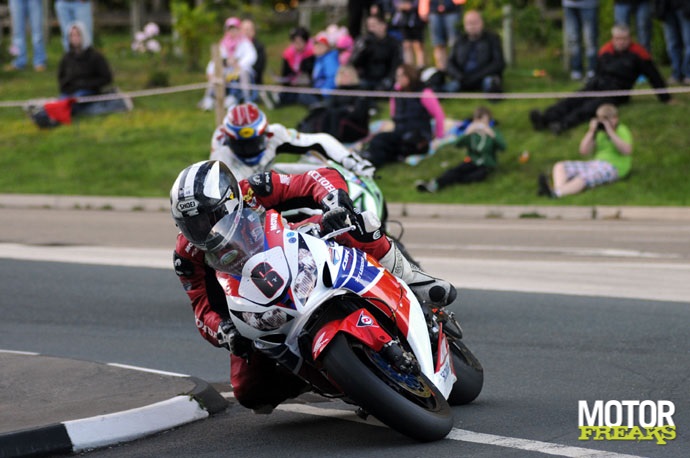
[0,208,688,457]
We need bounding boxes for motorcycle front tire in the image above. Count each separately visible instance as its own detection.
[322,333,454,442]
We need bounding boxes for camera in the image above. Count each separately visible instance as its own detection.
[596,122,606,132]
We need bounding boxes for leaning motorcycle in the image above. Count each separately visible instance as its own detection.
[208,207,484,442]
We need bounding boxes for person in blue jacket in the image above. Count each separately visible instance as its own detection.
[299,33,341,107]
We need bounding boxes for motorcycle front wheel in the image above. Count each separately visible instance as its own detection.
[447,339,484,405]
[322,333,454,442]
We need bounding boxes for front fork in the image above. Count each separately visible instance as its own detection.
[312,308,419,374]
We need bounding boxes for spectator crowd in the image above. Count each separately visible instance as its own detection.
[4,0,688,197]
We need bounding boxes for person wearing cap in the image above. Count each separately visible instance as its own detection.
[198,17,257,111]
[299,33,341,107]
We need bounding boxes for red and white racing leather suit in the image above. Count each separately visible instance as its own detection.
[173,167,390,410]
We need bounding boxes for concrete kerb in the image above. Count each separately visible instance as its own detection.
[1,194,689,221]
[0,371,227,458]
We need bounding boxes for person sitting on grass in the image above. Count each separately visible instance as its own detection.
[529,24,670,135]
[538,103,632,198]
[416,106,505,193]
[27,21,131,128]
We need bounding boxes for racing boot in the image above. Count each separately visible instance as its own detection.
[379,240,457,308]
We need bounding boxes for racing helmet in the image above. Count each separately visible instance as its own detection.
[222,102,268,165]
[171,160,265,274]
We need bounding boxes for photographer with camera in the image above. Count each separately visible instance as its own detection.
[537,104,633,198]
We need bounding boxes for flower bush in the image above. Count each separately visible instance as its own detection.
[132,22,161,54]
[131,22,169,88]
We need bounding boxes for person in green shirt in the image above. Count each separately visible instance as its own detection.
[416,106,506,193]
[538,103,632,198]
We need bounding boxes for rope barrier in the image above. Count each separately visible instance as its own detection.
[1,79,689,109]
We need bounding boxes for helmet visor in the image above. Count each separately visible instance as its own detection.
[175,197,240,249]
[204,207,266,276]
[228,135,266,160]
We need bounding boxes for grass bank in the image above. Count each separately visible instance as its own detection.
[1,30,688,207]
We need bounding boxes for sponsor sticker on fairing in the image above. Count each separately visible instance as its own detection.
[578,400,676,445]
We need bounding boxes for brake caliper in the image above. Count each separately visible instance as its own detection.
[381,340,420,375]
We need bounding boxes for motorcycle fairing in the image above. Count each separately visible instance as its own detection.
[433,323,455,397]
[220,208,456,398]
[311,308,392,360]
[238,246,291,305]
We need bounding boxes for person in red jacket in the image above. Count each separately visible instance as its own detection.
[529,24,671,135]
[170,160,456,413]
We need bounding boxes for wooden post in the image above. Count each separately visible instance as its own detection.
[130,0,144,37]
[502,5,514,66]
[299,0,313,29]
[212,43,225,126]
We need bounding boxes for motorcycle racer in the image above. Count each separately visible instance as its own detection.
[170,160,457,412]
[210,102,375,180]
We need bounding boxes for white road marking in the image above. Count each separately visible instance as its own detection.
[0,243,171,269]
[445,429,646,458]
[107,362,190,377]
[1,243,689,303]
[406,243,681,259]
[274,403,646,458]
[416,257,690,304]
[0,349,40,355]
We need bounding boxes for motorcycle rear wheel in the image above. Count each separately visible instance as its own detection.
[322,333,454,442]
[447,339,484,405]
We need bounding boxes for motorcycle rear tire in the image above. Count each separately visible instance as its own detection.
[322,333,454,442]
[447,339,484,405]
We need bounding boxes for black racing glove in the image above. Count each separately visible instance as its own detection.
[319,190,381,243]
[216,319,251,358]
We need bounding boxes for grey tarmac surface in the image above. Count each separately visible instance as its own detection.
[1,194,688,456]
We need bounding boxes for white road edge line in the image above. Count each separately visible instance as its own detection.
[274,403,647,458]
[106,362,190,377]
[0,349,40,355]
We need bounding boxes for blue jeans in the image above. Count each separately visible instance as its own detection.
[54,0,93,52]
[8,0,46,68]
[72,99,129,116]
[428,12,460,47]
[662,9,690,81]
[614,1,652,52]
[443,75,502,93]
[564,6,598,75]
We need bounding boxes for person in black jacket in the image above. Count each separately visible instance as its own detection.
[59,21,131,116]
[58,21,112,98]
[530,24,671,135]
[360,63,446,167]
[27,21,129,128]
[297,64,371,143]
[444,10,505,94]
[349,10,403,91]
